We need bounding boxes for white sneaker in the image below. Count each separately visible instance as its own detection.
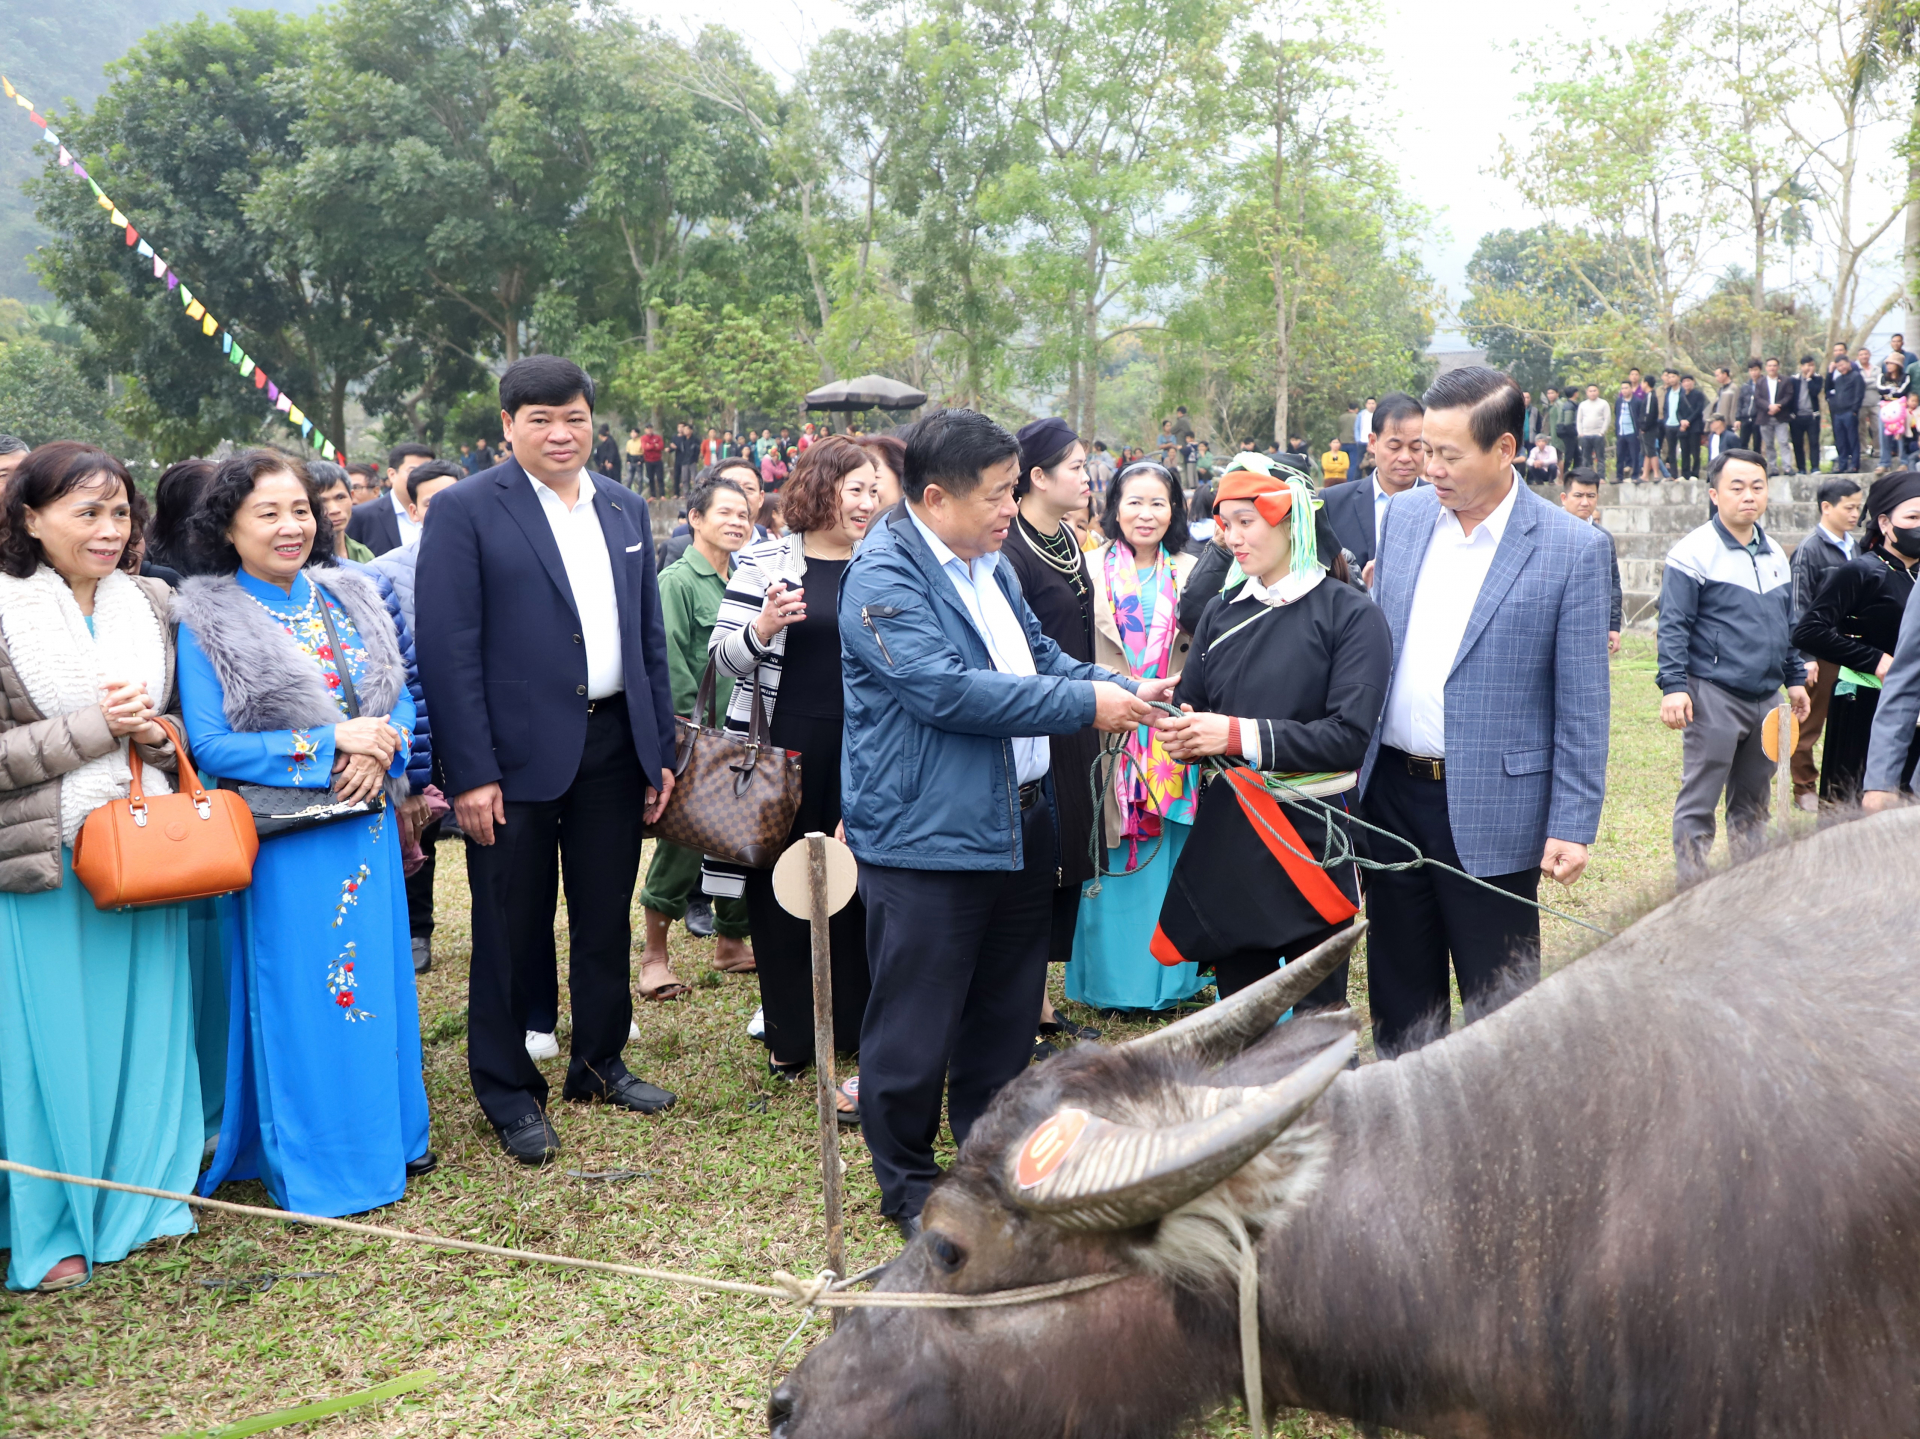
[524,1029,560,1061]
[628,1020,640,1042]
[747,1006,766,1042]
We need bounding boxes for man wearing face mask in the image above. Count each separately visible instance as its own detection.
[1795,470,1920,804]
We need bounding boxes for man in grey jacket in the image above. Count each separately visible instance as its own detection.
[1657,449,1809,885]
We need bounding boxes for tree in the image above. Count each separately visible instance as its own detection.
[1503,26,1725,376]
[609,300,814,435]
[1850,0,1920,342]
[982,0,1238,435]
[24,10,386,457]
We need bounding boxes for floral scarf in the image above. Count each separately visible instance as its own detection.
[1104,543,1194,856]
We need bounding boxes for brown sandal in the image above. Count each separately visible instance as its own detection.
[637,959,689,1002]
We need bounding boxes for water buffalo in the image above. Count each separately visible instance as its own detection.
[769,809,1920,1438]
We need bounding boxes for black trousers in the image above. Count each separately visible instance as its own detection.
[404,817,441,939]
[1212,920,1350,1006]
[858,797,1054,1219]
[1662,424,1682,472]
[1615,434,1639,479]
[1790,415,1822,472]
[1578,435,1604,470]
[1362,753,1542,1058]
[1678,431,1702,479]
[1833,412,1860,471]
[465,697,647,1128]
[1739,420,1759,451]
[747,709,870,1068]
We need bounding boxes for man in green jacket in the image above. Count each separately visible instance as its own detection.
[636,476,757,998]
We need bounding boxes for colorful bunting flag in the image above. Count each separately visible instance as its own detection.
[0,72,346,462]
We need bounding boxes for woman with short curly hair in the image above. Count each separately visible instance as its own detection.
[706,435,880,1115]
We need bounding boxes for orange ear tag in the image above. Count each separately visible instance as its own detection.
[1015,1109,1091,1188]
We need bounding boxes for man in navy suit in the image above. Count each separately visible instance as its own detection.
[415,356,679,1164]
[1319,391,1426,577]
[1362,366,1612,1056]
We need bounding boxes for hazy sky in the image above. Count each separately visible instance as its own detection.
[629,0,1912,352]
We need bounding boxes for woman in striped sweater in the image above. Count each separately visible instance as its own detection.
[706,437,879,1117]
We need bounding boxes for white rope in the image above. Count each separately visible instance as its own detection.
[1224,1211,1266,1439]
[0,1158,1116,1310]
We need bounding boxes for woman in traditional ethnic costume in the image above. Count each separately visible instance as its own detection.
[1792,469,1920,802]
[1066,458,1206,1012]
[176,452,431,1218]
[1155,457,1392,1004]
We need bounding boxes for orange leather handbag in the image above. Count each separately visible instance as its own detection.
[71,716,259,909]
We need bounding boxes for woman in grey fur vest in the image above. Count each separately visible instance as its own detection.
[0,444,198,1294]
[174,450,432,1220]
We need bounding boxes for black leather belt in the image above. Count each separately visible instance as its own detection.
[585,692,626,715]
[1019,780,1042,811]
[1382,746,1444,781]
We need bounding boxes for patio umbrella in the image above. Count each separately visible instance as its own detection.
[804,374,929,411]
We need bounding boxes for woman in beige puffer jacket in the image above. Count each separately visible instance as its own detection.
[0,442,201,1296]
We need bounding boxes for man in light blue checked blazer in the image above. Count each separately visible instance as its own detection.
[1360,367,1612,1056]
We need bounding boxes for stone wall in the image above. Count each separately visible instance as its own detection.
[1527,471,1882,632]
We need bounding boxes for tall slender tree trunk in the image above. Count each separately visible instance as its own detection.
[1904,141,1920,338]
[1271,31,1290,447]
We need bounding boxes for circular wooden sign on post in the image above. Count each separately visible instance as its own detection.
[1760,705,1800,763]
[773,834,858,919]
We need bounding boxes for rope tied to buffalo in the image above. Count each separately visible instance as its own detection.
[0,1158,1119,1311]
[1086,700,1614,940]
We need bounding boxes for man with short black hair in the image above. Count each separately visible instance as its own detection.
[1675,374,1706,478]
[1789,355,1825,475]
[840,408,1171,1236]
[0,434,27,485]
[1363,366,1611,1055]
[1658,368,1685,476]
[1828,354,1866,472]
[1549,385,1579,466]
[671,422,701,493]
[1737,359,1766,452]
[638,477,757,987]
[1787,475,1863,808]
[591,423,622,481]
[639,424,665,496]
[1710,365,1739,439]
[1657,449,1808,887]
[1757,357,1792,472]
[415,354,680,1165]
[1561,468,1623,651]
[1615,380,1641,481]
[350,442,436,556]
[1322,391,1425,575]
[1576,383,1609,471]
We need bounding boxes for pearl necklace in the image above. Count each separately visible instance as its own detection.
[1016,514,1089,597]
[244,575,318,627]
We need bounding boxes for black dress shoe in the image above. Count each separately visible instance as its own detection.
[497,1113,561,1165]
[893,1212,922,1243]
[404,1150,439,1178]
[684,897,716,938]
[570,1073,677,1115]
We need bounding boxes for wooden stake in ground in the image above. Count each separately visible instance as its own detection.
[1761,694,1799,836]
[772,831,860,1323]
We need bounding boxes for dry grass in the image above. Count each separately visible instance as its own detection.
[0,635,1777,1437]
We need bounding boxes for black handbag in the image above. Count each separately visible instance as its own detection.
[227,590,388,838]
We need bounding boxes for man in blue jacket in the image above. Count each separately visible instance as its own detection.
[415,355,679,1165]
[1657,448,1809,887]
[840,408,1171,1236]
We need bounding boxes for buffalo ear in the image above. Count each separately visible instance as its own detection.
[1122,921,1365,1068]
[1005,1033,1355,1232]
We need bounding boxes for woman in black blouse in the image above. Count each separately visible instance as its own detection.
[1792,469,1920,802]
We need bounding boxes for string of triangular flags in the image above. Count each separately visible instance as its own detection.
[1,74,347,466]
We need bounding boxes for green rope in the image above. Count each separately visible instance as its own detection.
[1085,702,1614,939]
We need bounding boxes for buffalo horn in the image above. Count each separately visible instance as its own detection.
[1123,920,1366,1066]
[1006,1032,1356,1231]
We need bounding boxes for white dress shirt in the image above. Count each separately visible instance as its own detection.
[531,470,623,699]
[391,488,421,546]
[1370,478,1392,553]
[1379,476,1521,757]
[908,507,1049,783]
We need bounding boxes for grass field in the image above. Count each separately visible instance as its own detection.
[0,635,1773,1437]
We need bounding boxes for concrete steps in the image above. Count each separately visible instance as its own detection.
[1528,471,1883,631]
